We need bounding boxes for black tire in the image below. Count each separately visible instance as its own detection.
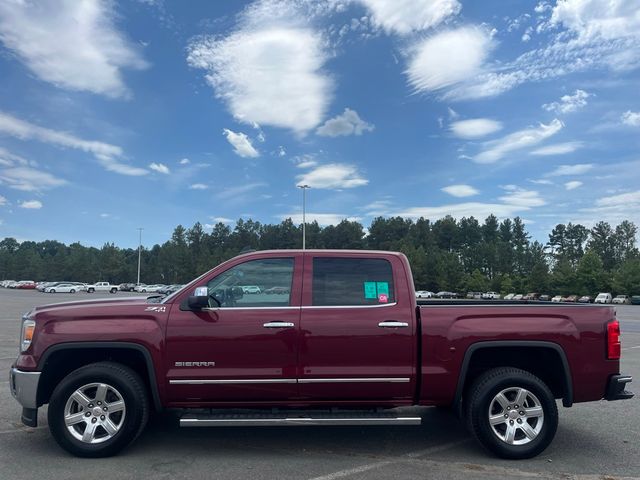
[50,289,56,293]
[110,288,117,294]
[88,288,95,293]
[70,289,76,293]
[465,367,558,459]
[48,362,149,458]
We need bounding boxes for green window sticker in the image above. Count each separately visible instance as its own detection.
[376,282,389,296]
[364,281,378,299]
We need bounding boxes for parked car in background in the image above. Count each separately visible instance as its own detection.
[595,293,612,304]
[44,283,81,294]
[612,295,631,305]
[551,295,563,302]
[241,285,262,294]
[503,293,515,300]
[539,294,550,301]
[264,286,290,295]
[118,283,137,292]
[85,282,119,294]
[564,295,579,302]
[138,284,165,293]
[578,296,593,303]
[1,280,16,288]
[481,291,500,299]
[513,294,524,300]
[631,296,640,305]
[523,292,540,301]
[416,290,434,299]
[157,284,183,295]
[435,291,456,299]
[16,281,36,289]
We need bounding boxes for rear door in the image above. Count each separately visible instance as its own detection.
[298,253,416,402]
[165,254,302,404]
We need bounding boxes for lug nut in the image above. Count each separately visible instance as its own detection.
[100,415,105,420]
[85,412,91,417]
[103,407,108,411]
[509,420,514,425]
[517,418,522,424]
[504,414,509,418]
[88,403,94,408]
[97,401,102,406]
[506,406,511,410]
[519,411,525,416]
[514,404,519,409]
[91,417,97,423]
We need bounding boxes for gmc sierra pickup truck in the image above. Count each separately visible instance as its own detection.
[10,250,633,459]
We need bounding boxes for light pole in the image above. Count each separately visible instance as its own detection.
[297,184,310,249]
[136,228,143,285]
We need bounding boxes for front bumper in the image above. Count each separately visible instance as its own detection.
[605,374,634,401]
[10,367,41,427]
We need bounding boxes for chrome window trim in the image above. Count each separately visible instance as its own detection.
[202,306,300,311]
[302,302,398,310]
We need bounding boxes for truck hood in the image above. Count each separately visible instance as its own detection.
[29,296,157,318]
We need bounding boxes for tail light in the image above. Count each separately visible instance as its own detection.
[607,320,621,360]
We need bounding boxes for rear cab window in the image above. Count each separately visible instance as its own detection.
[311,257,395,306]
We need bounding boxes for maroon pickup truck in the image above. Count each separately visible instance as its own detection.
[10,250,633,459]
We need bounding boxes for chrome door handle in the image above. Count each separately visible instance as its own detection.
[378,321,409,328]
[263,321,295,328]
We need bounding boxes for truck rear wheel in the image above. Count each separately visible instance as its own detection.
[48,362,149,457]
[465,367,558,459]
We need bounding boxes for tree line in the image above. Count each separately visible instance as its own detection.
[1,216,639,295]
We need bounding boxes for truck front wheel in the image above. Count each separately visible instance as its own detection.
[465,367,558,459]
[48,362,149,457]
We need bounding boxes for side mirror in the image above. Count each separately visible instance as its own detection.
[188,295,209,310]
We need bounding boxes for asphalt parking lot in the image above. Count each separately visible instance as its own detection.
[1,289,638,480]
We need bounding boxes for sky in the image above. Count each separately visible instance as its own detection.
[0,0,639,249]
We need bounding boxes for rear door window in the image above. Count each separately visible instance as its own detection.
[312,257,395,306]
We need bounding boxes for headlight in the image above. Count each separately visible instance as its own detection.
[20,318,36,352]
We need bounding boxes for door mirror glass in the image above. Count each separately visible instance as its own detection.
[188,294,209,310]
[194,286,208,297]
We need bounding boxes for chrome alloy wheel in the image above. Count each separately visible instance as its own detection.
[63,383,126,444]
[488,387,544,445]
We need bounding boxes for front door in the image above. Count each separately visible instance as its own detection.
[165,255,301,404]
[298,254,416,402]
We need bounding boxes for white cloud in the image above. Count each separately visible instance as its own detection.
[296,163,368,189]
[0,111,147,176]
[0,194,6,206]
[19,200,42,209]
[531,141,582,156]
[596,190,640,207]
[222,129,259,158]
[0,0,147,98]
[444,1,640,100]
[149,163,170,174]
[281,212,362,226]
[547,163,594,176]
[189,183,208,190]
[450,118,502,139]
[357,0,461,35]
[211,216,233,224]
[0,166,68,192]
[542,89,591,114]
[621,111,640,126]
[293,154,318,169]
[179,158,190,165]
[406,26,494,93]
[216,182,265,200]
[442,184,479,197]
[316,108,374,137]
[276,146,286,157]
[474,119,563,163]
[187,10,332,134]
[529,178,554,185]
[564,180,583,190]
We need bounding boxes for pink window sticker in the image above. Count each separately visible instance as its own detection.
[378,293,388,303]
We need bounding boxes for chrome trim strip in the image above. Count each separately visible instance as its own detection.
[378,321,409,328]
[297,377,410,384]
[180,417,422,427]
[202,306,300,311]
[169,379,297,385]
[263,321,295,328]
[301,302,398,310]
[170,377,410,385]
[417,303,605,308]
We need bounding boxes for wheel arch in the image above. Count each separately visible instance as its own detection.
[454,341,573,413]
[37,342,162,412]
